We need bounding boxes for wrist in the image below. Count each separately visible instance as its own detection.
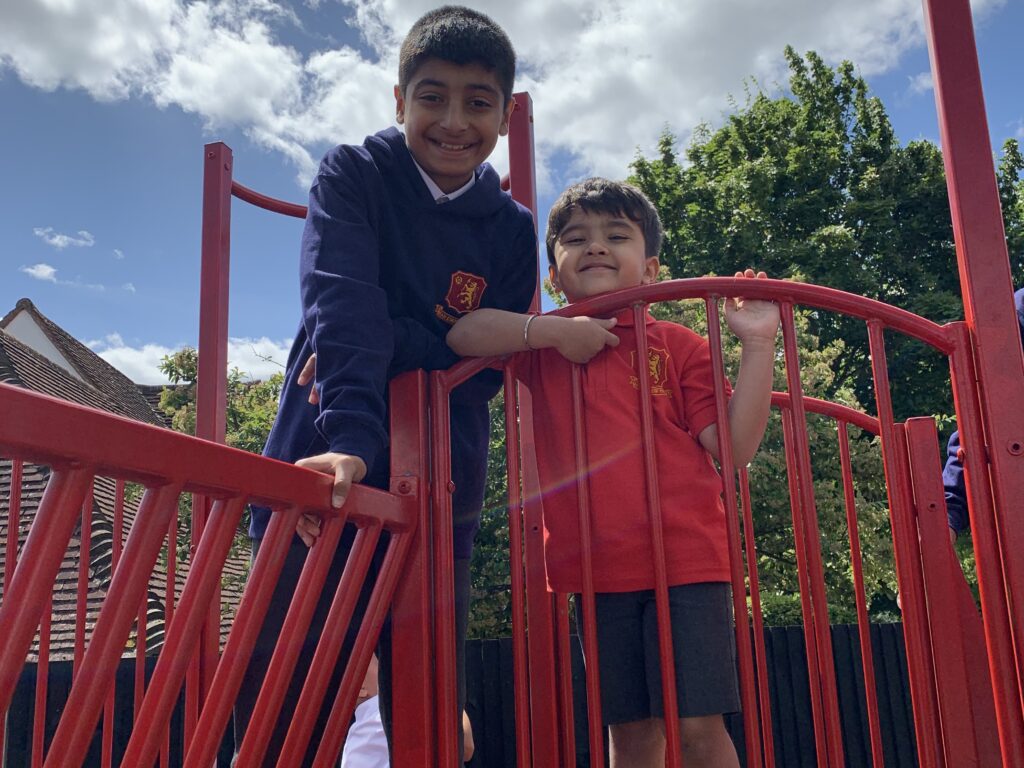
[527,315,559,350]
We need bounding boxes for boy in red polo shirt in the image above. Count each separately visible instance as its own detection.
[447,178,779,767]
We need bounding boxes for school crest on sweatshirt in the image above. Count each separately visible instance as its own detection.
[436,270,488,325]
[629,346,672,397]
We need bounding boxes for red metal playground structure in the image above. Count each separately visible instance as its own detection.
[1,0,1023,765]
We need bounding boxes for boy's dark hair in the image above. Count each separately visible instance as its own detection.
[399,6,516,103]
[546,178,664,267]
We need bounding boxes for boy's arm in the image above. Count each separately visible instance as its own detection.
[697,270,780,467]
[298,150,392,511]
[447,308,620,364]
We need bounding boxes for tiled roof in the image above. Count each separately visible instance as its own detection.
[1,299,163,426]
[0,300,248,657]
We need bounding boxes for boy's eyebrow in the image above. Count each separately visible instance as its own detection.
[412,78,501,96]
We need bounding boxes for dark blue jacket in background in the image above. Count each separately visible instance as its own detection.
[251,128,537,557]
[943,286,1024,533]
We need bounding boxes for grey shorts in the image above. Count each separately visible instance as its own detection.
[576,582,741,725]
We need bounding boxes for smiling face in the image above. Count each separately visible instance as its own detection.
[549,209,660,303]
[395,57,514,193]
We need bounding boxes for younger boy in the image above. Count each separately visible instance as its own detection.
[237,7,537,765]
[447,178,780,767]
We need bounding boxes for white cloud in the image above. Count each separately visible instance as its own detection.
[908,71,933,95]
[123,282,137,293]
[21,263,58,282]
[17,262,105,290]
[33,227,96,249]
[113,249,125,259]
[88,333,292,384]
[0,0,1008,187]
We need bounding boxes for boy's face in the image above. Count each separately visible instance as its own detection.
[549,209,659,303]
[395,58,514,193]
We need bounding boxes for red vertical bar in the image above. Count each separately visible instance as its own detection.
[429,372,459,768]
[570,365,606,768]
[778,303,844,767]
[503,371,533,767]
[705,298,763,768]
[867,323,942,768]
[312,528,417,768]
[946,322,1024,761]
[779,409,827,760]
[44,484,184,768]
[0,459,23,762]
[278,524,383,766]
[197,142,232,724]
[554,596,576,767]
[738,468,775,768]
[121,498,246,768]
[631,304,683,767]
[73,482,94,681]
[836,424,884,768]
[517,383,562,766]
[507,92,539,313]
[922,5,1024,736]
[0,468,92,712]
[387,371,435,767]
[905,417,980,766]
[183,506,303,768]
[101,480,126,768]
[33,595,51,768]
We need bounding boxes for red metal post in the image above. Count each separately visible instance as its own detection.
[43,483,184,767]
[507,92,540,313]
[503,371,534,767]
[388,371,436,767]
[904,417,980,766]
[73,483,94,681]
[197,141,233,712]
[429,372,460,768]
[922,1,1024,749]
[0,468,91,712]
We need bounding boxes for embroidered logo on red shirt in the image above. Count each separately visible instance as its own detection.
[630,346,672,397]
[435,270,487,325]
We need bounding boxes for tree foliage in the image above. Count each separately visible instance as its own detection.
[629,47,1024,423]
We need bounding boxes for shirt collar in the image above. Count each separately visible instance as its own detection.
[606,306,656,327]
[409,150,476,203]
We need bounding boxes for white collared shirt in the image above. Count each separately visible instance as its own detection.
[410,155,476,203]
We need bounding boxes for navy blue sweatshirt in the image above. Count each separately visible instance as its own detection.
[251,128,537,556]
[943,286,1024,533]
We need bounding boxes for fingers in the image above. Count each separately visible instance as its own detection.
[297,353,316,385]
[295,453,364,508]
[596,317,617,329]
[605,331,620,347]
[296,513,321,547]
[734,268,767,279]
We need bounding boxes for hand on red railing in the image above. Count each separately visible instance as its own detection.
[294,451,368,545]
[297,353,318,405]
[724,269,781,343]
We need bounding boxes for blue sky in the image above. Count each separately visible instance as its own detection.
[1,0,1021,383]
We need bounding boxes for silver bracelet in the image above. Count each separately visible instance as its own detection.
[523,314,538,350]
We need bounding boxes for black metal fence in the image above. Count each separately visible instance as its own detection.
[4,624,914,767]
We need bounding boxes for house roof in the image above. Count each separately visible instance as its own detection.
[0,299,246,658]
[1,298,163,426]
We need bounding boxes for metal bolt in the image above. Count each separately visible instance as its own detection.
[447,480,456,493]
[397,480,411,494]
[1008,440,1024,456]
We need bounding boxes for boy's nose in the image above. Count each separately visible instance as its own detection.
[585,240,608,254]
[440,102,469,131]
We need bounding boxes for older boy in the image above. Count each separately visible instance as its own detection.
[447,178,779,767]
[237,7,537,764]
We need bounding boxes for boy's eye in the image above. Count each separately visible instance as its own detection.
[469,98,494,109]
[418,93,444,103]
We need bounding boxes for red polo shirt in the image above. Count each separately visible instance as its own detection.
[513,309,732,594]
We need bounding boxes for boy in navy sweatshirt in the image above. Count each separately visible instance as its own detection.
[235,7,537,764]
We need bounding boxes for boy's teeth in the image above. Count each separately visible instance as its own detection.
[440,142,469,150]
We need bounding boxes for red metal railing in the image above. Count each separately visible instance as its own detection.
[432,277,1006,767]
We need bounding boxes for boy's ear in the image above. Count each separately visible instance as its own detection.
[394,84,405,124]
[642,256,660,284]
[548,264,561,292]
[499,99,515,137]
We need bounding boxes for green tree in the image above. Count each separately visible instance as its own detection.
[630,48,1024,424]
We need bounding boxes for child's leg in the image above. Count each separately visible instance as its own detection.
[608,717,664,767]
[676,714,740,768]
